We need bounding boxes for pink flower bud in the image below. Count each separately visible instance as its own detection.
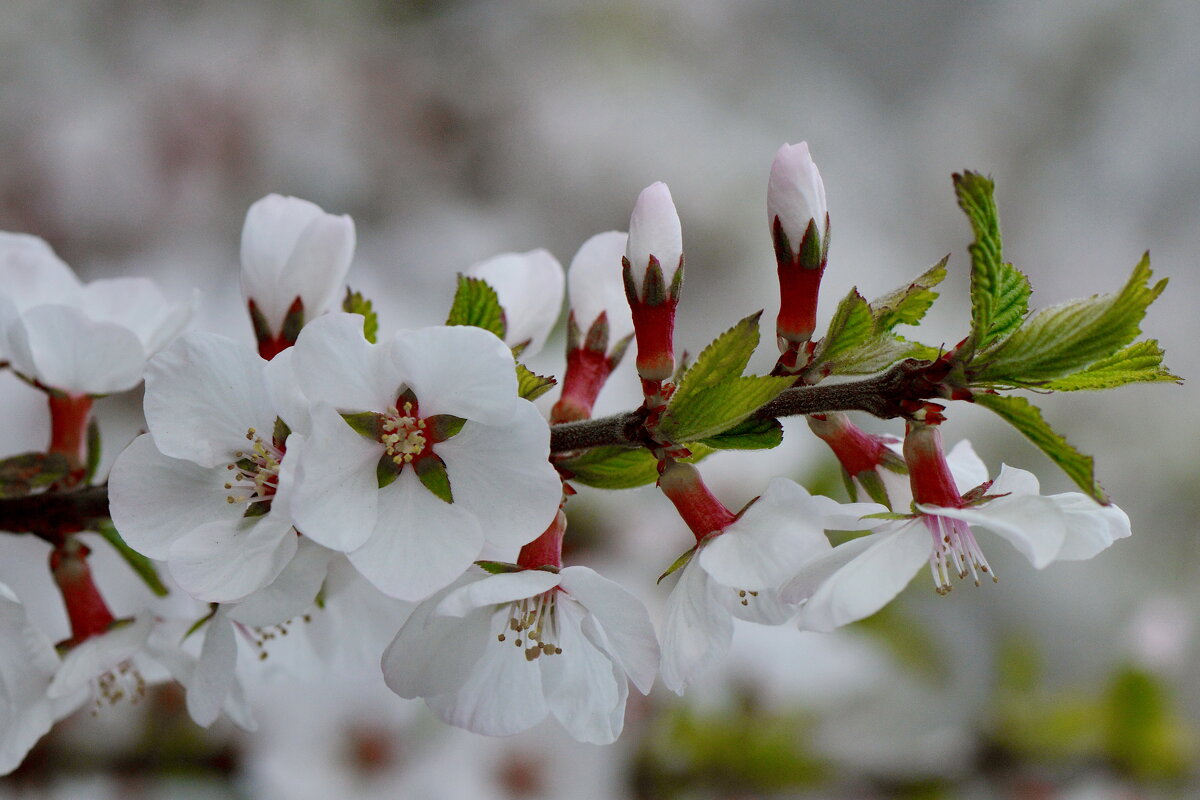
[625,182,682,300]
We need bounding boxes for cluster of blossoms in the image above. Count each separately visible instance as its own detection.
[0,144,1154,770]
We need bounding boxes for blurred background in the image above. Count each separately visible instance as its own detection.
[1,0,1198,797]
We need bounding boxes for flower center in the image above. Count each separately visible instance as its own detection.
[224,427,283,516]
[924,515,997,595]
[380,402,427,465]
[90,660,146,714]
[495,591,563,662]
[735,588,760,607]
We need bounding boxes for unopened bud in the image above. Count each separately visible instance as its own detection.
[466,249,565,358]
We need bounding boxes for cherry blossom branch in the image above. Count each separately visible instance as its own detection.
[549,358,946,453]
[0,485,109,541]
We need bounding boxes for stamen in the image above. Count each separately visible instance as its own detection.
[924,515,998,595]
[223,428,284,512]
[494,591,563,659]
[379,406,427,466]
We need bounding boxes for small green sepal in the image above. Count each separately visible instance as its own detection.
[415,454,454,503]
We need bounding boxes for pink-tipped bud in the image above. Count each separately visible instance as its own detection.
[466,248,565,358]
[625,182,683,302]
[624,183,683,389]
[769,142,829,349]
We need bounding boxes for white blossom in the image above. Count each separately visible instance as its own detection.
[567,231,634,344]
[625,182,682,297]
[465,249,564,358]
[767,141,827,250]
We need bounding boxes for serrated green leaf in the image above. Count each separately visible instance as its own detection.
[954,171,1031,350]
[820,335,916,377]
[671,313,762,410]
[697,417,783,450]
[342,287,379,343]
[0,452,70,498]
[557,443,714,490]
[446,276,506,339]
[516,363,556,401]
[870,256,949,332]
[972,392,1107,504]
[97,520,169,597]
[1043,340,1180,391]
[811,288,872,366]
[973,254,1168,385]
[661,375,795,443]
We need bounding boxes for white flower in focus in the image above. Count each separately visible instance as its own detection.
[109,332,301,603]
[465,249,564,358]
[660,478,885,694]
[284,313,562,601]
[0,582,61,775]
[240,194,356,343]
[786,455,1132,633]
[567,231,634,345]
[382,566,659,744]
[767,141,827,251]
[625,182,682,298]
[0,233,192,395]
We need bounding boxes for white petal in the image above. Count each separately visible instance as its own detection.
[435,402,560,550]
[280,211,356,322]
[288,405,381,552]
[230,539,334,627]
[425,623,548,737]
[986,463,1041,497]
[240,194,326,330]
[727,586,799,626]
[382,575,492,699]
[626,182,683,293]
[541,598,624,744]
[794,525,930,633]
[108,434,235,559]
[567,231,634,342]
[466,249,565,358]
[143,332,275,467]
[287,312,396,412]
[262,348,312,435]
[923,496,1065,569]
[766,141,827,247]
[347,470,484,601]
[0,234,82,311]
[7,305,146,395]
[80,277,191,355]
[660,561,732,695]
[945,439,989,491]
[698,478,833,590]
[49,615,153,699]
[810,495,892,531]
[0,586,60,775]
[388,325,518,425]
[168,516,297,603]
[436,570,561,617]
[558,566,659,695]
[1045,494,1131,561]
[186,612,237,728]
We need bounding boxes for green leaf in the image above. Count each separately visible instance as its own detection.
[811,288,872,366]
[657,546,697,584]
[954,171,1031,351]
[819,335,917,378]
[516,363,556,401]
[972,392,1107,504]
[1043,340,1181,391]
[97,520,169,597]
[475,560,522,575]
[0,452,70,499]
[341,411,384,440]
[662,375,795,443]
[446,276,506,339]
[697,417,783,450]
[342,288,379,343]
[84,418,101,485]
[671,312,762,410]
[973,254,1168,384]
[558,444,714,490]
[870,256,949,332]
[415,454,454,503]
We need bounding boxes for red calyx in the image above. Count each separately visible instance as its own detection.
[50,539,116,646]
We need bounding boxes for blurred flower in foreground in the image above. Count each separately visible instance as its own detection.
[383,564,658,744]
[0,581,60,774]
